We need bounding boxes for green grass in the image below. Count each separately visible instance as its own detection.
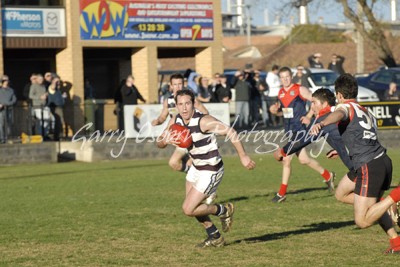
[1,150,400,266]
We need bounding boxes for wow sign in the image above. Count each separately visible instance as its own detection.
[79,0,214,41]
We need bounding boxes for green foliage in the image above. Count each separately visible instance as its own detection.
[283,24,346,44]
[0,151,399,266]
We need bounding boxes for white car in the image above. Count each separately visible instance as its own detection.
[294,68,380,102]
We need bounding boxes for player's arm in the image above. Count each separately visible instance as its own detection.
[310,106,347,135]
[269,102,283,117]
[156,118,179,149]
[299,86,314,124]
[200,115,255,170]
[152,99,169,126]
[194,98,208,114]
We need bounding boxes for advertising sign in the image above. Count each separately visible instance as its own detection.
[124,103,230,138]
[2,8,66,37]
[361,101,400,129]
[79,0,214,40]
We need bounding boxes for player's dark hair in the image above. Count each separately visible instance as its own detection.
[170,73,184,83]
[278,66,292,77]
[175,89,195,105]
[312,88,336,107]
[334,73,358,99]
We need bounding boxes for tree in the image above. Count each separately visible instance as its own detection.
[278,0,397,67]
[283,24,345,44]
[338,0,396,67]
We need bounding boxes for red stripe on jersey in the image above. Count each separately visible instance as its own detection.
[360,165,369,197]
[278,84,301,108]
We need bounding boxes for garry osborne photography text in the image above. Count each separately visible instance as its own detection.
[72,119,328,159]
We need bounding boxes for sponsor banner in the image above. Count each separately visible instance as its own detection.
[361,101,400,129]
[2,8,66,37]
[80,0,213,40]
[124,103,230,138]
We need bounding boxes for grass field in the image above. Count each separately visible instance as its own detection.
[1,150,400,266]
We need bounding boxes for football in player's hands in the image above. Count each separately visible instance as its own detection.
[169,123,193,148]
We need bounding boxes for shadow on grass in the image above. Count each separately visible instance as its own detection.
[0,163,166,180]
[223,187,329,203]
[228,220,355,245]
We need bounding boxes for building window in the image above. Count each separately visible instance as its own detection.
[2,0,64,6]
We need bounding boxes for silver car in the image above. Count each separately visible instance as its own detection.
[295,68,380,102]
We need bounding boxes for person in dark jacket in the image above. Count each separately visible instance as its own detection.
[231,70,250,128]
[328,54,345,75]
[0,75,17,143]
[120,75,146,105]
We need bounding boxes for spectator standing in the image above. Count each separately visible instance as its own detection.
[208,73,221,103]
[120,75,146,105]
[328,54,345,75]
[196,77,211,103]
[47,75,66,141]
[187,71,199,95]
[231,70,250,128]
[308,53,324,69]
[215,74,231,103]
[266,64,282,127]
[84,77,95,99]
[246,71,261,126]
[29,74,52,137]
[23,73,37,104]
[292,65,311,88]
[43,72,53,90]
[120,75,146,130]
[0,75,17,143]
[254,70,269,127]
[383,82,400,101]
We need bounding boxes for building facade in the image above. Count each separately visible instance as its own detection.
[0,0,223,134]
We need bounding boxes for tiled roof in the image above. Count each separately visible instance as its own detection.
[159,35,400,74]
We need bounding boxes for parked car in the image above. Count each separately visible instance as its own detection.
[300,68,380,102]
[356,67,400,100]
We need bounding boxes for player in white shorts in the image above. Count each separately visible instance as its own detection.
[157,89,256,248]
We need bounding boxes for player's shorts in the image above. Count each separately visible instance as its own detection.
[175,146,188,154]
[186,164,224,196]
[354,154,392,198]
[347,168,357,182]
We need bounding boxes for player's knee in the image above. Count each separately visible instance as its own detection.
[181,204,195,217]
[335,191,345,202]
[354,218,371,229]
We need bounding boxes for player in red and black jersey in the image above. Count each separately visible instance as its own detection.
[311,73,400,254]
[269,67,335,203]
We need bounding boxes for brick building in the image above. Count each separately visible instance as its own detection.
[0,0,223,134]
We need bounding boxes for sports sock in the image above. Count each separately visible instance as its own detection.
[321,169,331,181]
[215,204,227,216]
[390,236,400,248]
[206,224,221,238]
[278,184,288,196]
[389,186,400,203]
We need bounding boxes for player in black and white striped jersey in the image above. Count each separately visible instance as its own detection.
[157,89,256,248]
[152,73,208,174]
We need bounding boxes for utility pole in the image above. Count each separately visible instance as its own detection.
[246,4,251,45]
[356,2,364,73]
[391,0,397,22]
[232,1,251,45]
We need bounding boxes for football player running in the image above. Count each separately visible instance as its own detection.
[157,89,255,248]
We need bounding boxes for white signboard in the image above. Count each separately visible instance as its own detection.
[2,8,66,37]
[124,103,230,138]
